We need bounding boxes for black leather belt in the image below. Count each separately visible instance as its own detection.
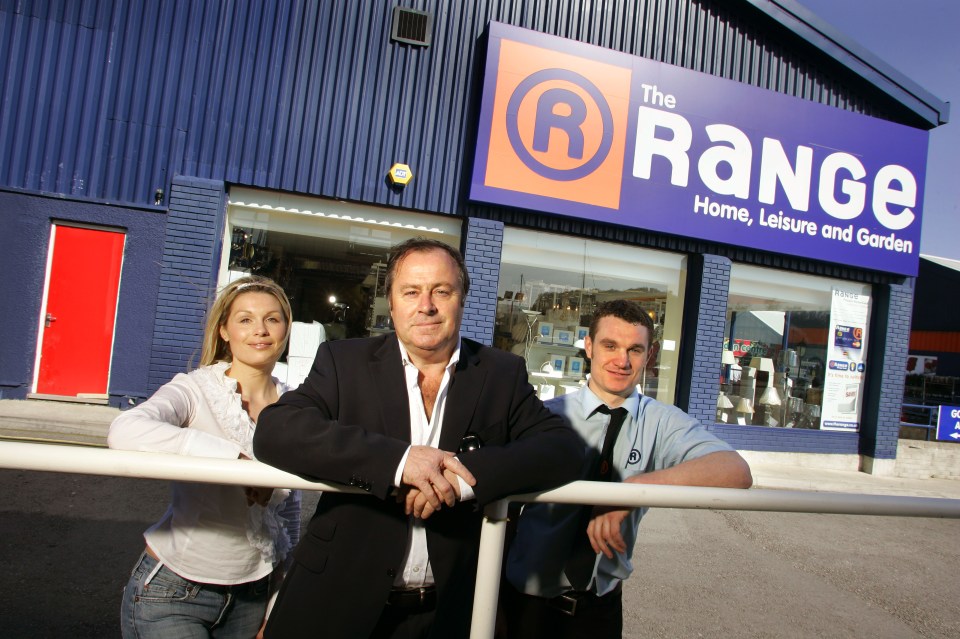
[199,574,269,594]
[547,582,622,617]
[386,586,437,611]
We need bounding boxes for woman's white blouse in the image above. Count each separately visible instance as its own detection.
[108,361,300,585]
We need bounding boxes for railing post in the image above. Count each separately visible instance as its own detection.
[470,498,510,639]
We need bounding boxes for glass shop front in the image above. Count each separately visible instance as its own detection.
[220,188,461,386]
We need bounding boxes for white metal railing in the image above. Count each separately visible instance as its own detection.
[1,440,959,638]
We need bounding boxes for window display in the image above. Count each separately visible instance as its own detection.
[721,264,871,431]
[494,228,686,405]
[220,188,461,386]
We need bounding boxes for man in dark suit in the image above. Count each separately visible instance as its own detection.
[254,238,583,638]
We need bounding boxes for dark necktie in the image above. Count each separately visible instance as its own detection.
[563,405,629,591]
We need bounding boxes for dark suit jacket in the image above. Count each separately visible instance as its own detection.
[254,334,583,639]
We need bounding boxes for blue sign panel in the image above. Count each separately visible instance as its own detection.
[471,22,929,276]
[936,405,960,443]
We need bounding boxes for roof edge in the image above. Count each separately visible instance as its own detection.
[921,254,960,272]
[744,0,950,129]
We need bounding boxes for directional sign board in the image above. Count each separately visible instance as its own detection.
[936,405,960,442]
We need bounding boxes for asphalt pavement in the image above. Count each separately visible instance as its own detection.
[2,398,959,638]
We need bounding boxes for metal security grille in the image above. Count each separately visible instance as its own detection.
[391,7,432,46]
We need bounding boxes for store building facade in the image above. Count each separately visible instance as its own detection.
[0,0,948,472]
[901,256,960,437]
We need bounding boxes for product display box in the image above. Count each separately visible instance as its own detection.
[567,356,585,377]
[537,322,554,343]
[549,353,567,373]
[554,329,574,346]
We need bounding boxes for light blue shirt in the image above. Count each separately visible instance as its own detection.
[506,385,733,597]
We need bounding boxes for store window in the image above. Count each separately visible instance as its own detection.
[221,188,461,385]
[494,228,686,405]
[721,264,871,432]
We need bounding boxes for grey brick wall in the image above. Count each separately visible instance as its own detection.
[146,177,226,392]
[860,280,914,460]
[461,218,504,345]
[714,423,860,453]
[681,254,731,426]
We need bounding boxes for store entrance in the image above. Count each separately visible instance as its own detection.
[227,226,390,341]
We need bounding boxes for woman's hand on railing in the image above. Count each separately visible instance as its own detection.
[239,453,274,506]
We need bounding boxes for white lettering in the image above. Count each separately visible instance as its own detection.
[758,138,813,211]
[758,208,818,235]
[822,224,854,242]
[872,164,916,230]
[818,153,866,220]
[697,124,752,198]
[640,84,676,109]
[856,227,913,253]
[633,106,692,186]
[631,107,921,234]
[693,195,750,222]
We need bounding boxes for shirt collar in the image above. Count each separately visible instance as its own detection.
[396,334,461,373]
[577,384,641,423]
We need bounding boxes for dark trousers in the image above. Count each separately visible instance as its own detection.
[370,604,436,639]
[501,581,623,639]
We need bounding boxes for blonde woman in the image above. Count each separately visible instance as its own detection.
[109,275,300,638]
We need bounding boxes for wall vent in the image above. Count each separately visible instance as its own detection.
[391,7,432,47]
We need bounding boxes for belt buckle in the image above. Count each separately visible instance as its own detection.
[388,586,435,610]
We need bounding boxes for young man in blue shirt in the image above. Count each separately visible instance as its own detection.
[504,299,753,638]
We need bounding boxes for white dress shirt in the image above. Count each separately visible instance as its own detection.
[391,337,475,588]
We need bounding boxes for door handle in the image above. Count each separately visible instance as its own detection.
[45,313,57,327]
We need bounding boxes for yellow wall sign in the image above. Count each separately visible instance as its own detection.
[388,163,413,186]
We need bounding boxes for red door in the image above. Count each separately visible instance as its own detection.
[35,225,125,396]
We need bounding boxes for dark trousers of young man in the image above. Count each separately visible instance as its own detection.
[500,581,623,639]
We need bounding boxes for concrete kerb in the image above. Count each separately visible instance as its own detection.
[0,399,116,447]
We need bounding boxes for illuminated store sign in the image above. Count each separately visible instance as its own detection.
[470,22,928,275]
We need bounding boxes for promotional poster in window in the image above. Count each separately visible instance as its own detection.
[821,288,871,431]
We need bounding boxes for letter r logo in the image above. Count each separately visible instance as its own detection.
[482,39,630,209]
[534,87,588,160]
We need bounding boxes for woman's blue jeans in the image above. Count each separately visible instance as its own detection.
[120,551,269,638]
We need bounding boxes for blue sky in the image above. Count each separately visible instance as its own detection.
[796,0,960,262]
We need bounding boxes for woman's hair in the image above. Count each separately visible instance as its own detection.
[199,275,293,366]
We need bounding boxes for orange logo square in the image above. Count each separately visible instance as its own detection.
[483,39,631,209]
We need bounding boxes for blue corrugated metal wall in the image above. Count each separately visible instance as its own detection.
[0,0,918,213]
[1,0,920,454]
